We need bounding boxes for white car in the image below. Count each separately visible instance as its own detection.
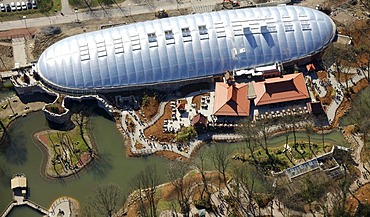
[31,0,37,9]
[21,1,27,10]
[0,3,5,12]
[10,2,16,11]
[16,2,21,10]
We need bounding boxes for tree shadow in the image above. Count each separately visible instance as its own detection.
[18,92,56,104]
[0,159,12,187]
[1,133,28,166]
[88,152,113,180]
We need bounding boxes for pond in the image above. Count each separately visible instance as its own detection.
[0,109,347,216]
[0,112,171,216]
[0,79,15,102]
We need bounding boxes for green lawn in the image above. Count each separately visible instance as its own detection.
[0,0,64,21]
[44,125,90,175]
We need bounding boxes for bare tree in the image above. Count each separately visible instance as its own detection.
[85,183,125,217]
[303,123,317,158]
[231,162,260,216]
[131,165,160,217]
[71,104,93,151]
[254,120,272,160]
[167,161,192,216]
[237,118,260,164]
[348,92,370,143]
[193,148,211,203]
[211,144,233,196]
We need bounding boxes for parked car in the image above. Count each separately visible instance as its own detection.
[21,1,27,10]
[31,0,37,9]
[27,0,32,9]
[6,4,11,12]
[16,2,21,11]
[0,3,5,12]
[10,2,16,11]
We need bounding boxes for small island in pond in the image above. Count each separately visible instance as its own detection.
[35,116,95,178]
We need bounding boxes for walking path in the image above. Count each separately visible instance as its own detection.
[307,66,366,125]
[0,200,48,217]
[61,0,73,15]
[348,133,370,192]
[11,37,27,67]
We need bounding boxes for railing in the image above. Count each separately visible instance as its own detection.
[25,200,48,214]
[0,202,15,217]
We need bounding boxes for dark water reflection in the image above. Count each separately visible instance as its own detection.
[0,111,170,215]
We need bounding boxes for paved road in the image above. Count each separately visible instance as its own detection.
[0,0,217,31]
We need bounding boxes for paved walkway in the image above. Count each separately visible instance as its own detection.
[48,197,72,217]
[61,0,73,16]
[11,37,27,67]
[307,66,366,125]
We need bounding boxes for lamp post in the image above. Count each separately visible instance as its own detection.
[23,15,30,35]
[74,8,79,23]
[22,15,27,28]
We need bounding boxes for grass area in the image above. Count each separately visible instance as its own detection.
[267,131,347,147]
[68,0,125,10]
[340,87,370,126]
[156,200,180,214]
[362,136,370,162]
[52,0,62,12]
[42,125,90,175]
[198,130,346,175]
[0,0,62,21]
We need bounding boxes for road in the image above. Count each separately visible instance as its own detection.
[0,0,216,31]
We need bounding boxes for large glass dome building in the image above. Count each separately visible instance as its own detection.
[36,5,336,93]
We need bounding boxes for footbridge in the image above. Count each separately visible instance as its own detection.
[0,199,49,217]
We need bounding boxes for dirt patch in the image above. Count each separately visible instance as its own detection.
[346,183,370,215]
[126,116,135,133]
[136,95,160,122]
[134,141,144,150]
[45,95,66,114]
[316,71,328,80]
[0,40,14,71]
[192,93,210,111]
[320,85,334,107]
[333,72,356,83]
[154,150,186,161]
[144,102,175,142]
[32,28,68,59]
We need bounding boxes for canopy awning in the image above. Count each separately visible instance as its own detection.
[11,176,27,189]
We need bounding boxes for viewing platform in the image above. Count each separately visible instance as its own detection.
[0,174,49,217]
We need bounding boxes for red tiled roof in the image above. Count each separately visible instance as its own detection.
[177,101,186,110]
[306,63,316,72]
[253,73,309,106]
[213,82,250,116]
[191,113,208,126]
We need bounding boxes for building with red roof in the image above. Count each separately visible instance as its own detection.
[213,82,250,116]
[253,73,309,106]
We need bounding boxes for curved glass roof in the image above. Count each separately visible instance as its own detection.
[37,5,336,92]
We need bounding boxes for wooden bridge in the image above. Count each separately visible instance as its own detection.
[0,199,49,217]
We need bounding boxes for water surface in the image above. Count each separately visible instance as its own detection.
[0,112,170,215]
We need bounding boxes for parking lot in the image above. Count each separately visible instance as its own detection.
[0,0,37,13]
